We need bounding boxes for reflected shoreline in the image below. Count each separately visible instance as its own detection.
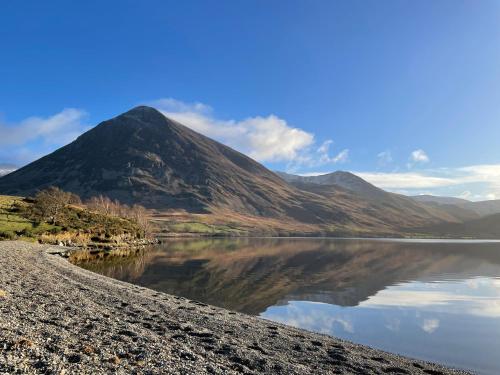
[77,238,500,375]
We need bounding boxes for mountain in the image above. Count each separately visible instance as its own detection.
[417,213,500,238]
[278,171,479,226]
[412,194,500,217]
[411,194,471,206]
[0,106,354,226]
[465,200,500,216]
[0,106,485,236]
[277,171,388,201]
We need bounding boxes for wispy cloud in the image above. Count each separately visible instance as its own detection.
[300,163,500,200]
[0,165,16,177]
[149,97,346,166]
[354,172,456,189]
[377,150,393,167]
[361,278,500,318]
[354,164,500,200]
[0,108,88,146]
[317,140,349,164]
[262,301,354,335]
[0,108,89,164]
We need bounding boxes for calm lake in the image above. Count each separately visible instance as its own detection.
[78,238,500,374]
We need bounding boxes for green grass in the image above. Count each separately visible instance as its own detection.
[0,196,58,239]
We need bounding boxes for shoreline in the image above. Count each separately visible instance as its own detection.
[0,241,471,374]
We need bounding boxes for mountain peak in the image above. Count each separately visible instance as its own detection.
[277,170,386,199]
[120,105,167,123]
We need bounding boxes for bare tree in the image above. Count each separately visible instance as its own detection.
[32,187,73,224]
[68,192,82,205]
[87,195,113,215]
[130,204,153,237]
[86,195,152,237]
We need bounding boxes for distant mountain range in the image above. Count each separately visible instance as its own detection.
[0,106,499,237]
[411,194,500,217]
[277,170,480,225]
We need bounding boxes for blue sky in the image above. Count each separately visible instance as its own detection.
[1,1,500,200]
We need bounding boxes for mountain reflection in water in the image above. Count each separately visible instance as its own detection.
[78,238,500,374]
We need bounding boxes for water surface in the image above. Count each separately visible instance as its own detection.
[78,238,500,374]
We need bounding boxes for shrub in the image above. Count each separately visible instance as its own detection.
[0,230,16,240]
[18,227,34,237]
[49,227,62,235]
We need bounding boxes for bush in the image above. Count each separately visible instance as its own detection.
[18,228,34,237]
[49,227,62,235]
[0,230,16,240]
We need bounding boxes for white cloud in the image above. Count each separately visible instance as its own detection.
[262,301,354,335]
[360,278,500,318]
[0,108,88,146]
[0,167,16,177]
[410,149,430,164]
[149,97,346,165]
[151,98,212,114]
[332,149,350,163]
[421,319,440,334]
[316,140,349,164]
[459,191,472,199]
[317,140,333,155]
[458,165,500,187]
[350,164,500,201]
[354,172,456,189]
[377,150,393,167]
[0,108,89,164]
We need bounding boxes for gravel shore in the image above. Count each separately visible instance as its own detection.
[0,241,471,374]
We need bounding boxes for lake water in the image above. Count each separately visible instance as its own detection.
[78,238,500,374]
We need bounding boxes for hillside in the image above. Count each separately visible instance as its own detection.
[278,171,478,228]
[411,194,471,206]
[416,213,500,238]
[412,194,500,217]
[277,171,389,201]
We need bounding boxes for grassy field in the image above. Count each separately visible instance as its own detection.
[0,196,56,240]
